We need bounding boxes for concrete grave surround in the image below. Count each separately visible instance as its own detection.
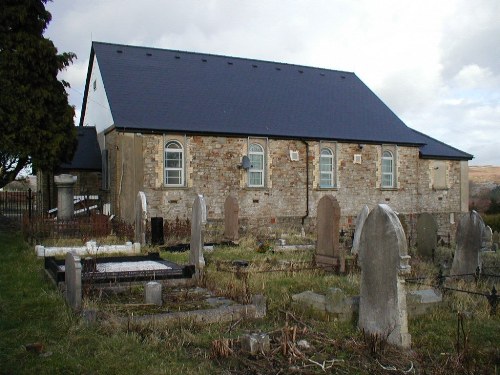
[351,205,370,255]
[358,204,411,348]
[135,192,147,245]
[54,174,77,220]
[65,252,82,310]
[315,195,342,268]
[190,194,207,273]
[482,225,493,251]
[451,211,484,275]
[416,213,438,258]
[36,241,140,258]
[223,195,239,242]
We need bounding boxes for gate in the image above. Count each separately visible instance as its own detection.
[0,188,39,221]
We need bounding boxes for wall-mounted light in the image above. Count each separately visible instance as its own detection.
[358,144,365,150]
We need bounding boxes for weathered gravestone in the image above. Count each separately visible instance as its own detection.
[190,194,207,275]
[450,211,484,276]
[65,252,82,311]
[315,195,342,270]
[351,205,370,255]
[224,195,239,243]
[54,174,77,220]
[492,231,499,246]
[135,191,147,245]
[482,225,493,251]
[358,204,411,348]
[416,213,438,258]
[144,281,162,306]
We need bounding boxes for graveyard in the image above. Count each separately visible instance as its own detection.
[1,194,499,373]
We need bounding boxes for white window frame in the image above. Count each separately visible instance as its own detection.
[248,143,264,187]
[319,147,335,188]
[164,140,184,187]
[381,150,395,188]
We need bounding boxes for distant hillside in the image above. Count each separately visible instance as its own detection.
[469,165,500,212]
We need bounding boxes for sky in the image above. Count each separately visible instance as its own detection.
[44,0,500,166]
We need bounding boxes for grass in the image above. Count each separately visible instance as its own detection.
[1,228,499,374]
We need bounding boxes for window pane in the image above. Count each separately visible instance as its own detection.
[382,174,393,187]
[382,159,392,173]
[249,171,262,186]
[166,170,181,185]
[250,154,263,169]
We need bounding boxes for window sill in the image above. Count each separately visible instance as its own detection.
[380,187,398,191]
[316,186,339,191]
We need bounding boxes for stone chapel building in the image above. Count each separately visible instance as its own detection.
[79,41,473,243]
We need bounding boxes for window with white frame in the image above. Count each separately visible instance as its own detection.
[381,150,394,188]
[319,147,335,188]
[248,143,264,187]
[164,140,184,186]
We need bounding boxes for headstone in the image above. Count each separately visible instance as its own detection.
[54,174,77,220]
[151,217,164,245]
[358,204,411,348]
[65,252,82,310]
[224,195,239,243]
[144,281,162,306]
[450,211,484,276]
[416,213,438,258]
[492,231,499,245]
[190,194,207,274]
[351,205,370,255]
[135,192,147,245]
[481,225,493,251]
[241,333,270,355]
[315,195,342,269]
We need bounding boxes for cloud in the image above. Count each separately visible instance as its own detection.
[43,0,499,165]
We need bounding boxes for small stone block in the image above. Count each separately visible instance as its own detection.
[144,281,162,306]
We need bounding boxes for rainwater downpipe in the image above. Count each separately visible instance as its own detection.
[300,140,309,227]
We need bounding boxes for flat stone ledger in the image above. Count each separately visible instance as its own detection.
[65,252,82,311]
[315,195,342,268]
[190,194,207,274]
[135,191,147,245]
[351,205,370,255]
[358,204,411,348]
[416,212,438,258]
[451,211,484,276]
[224,195,239,242]
[54,174,77,220]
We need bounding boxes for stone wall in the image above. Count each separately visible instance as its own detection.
[105,130,467,243]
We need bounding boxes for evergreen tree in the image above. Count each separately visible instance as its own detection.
[0,0,77,188]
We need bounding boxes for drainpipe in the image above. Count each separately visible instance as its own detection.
[300,140,309,226]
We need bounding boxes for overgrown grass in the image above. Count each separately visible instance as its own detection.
[1,229,499,374]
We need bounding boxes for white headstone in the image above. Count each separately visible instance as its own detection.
[135,192,147,245]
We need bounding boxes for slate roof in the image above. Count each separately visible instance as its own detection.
[81,41,472,160]
[58,127,101,171]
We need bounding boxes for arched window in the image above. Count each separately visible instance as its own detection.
[248,143,264,187]
[319,147,335,188]
[382,150,394,188]
[164,141,184,186]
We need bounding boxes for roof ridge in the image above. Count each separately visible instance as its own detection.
[92,41,355,75]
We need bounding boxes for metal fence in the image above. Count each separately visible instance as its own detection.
[0,188,39,221]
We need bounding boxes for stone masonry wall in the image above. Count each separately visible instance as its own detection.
[106,130,466,243]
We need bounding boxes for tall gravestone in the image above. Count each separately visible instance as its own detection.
[54,174,77,220]
[315,195,342,269]
[358,204,411,348]
[450,211,484,276]
[135,192,147,245]
[351,205,370,255]
[224,195,239,243]
[190,194,207,275]
[416,213,438,258]
[482,225,493,251]
[65,252,82,310]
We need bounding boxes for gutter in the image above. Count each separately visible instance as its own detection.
[300,140,309,225]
